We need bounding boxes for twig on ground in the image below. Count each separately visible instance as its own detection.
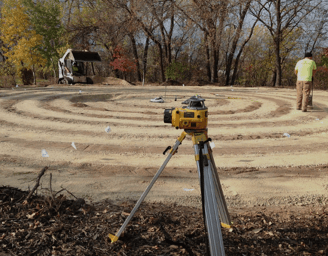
[23,166,48,204]
[55,188,78,199]
[49,173,55,200]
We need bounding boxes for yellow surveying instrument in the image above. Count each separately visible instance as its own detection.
[164,95,208,130]
[109,96,231,256]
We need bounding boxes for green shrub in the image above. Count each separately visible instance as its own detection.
[165,61,189,81]
[315,66,328,90]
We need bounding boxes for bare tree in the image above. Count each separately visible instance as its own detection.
[250,0,322,86]
[175,0,231,83]
[301,3,328,54]
[230,19,259,86]
[106,0,178,82]
[224,0,255,85]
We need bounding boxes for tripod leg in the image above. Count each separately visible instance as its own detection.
[108,131,187,243]
[206,142,231,226]
[194,143,226,256]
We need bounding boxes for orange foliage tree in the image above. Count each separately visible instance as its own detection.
[110,46,136,80]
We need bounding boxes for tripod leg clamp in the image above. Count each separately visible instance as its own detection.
[195,154,210,162]
[163,146,171,155]
[221,222,231,229]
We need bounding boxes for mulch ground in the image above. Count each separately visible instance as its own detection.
[1,186,328,256]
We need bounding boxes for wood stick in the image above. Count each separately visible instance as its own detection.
[54,188,78,199]
[49,173,55,200]
[24,166,48,203]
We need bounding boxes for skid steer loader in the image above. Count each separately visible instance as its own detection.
[58,49,101,84]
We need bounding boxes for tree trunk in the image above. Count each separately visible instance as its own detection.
[212,49,218,83]
[274,0,282,86]
[32,63,36,85]
[231,48,243,86]
[130,34,141,82]
[226,55,233,86]
[167,40,172,65]
[225,0,252,86]
[211,38,218,83]
[167,3,174,65]
[213,0,228,84]
[157,43,165,82]
[114,69,119,78]
[205,33,211,82]
[51,58,57,82]
[231,16,259,85]
[143,37,150,85]
[270,69,277,87]
[274,37,282,86]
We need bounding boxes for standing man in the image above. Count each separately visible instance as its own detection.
[294,52,317,112]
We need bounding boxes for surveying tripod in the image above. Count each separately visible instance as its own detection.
[109,129,231,256]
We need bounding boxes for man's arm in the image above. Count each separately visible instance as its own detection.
[295,61,299,76]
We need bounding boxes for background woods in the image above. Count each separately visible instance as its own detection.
[0,0,328,87]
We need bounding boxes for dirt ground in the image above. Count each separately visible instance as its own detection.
[1,83,328,209]
[1,82,328,255]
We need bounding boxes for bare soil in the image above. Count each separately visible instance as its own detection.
[1,83,328,255]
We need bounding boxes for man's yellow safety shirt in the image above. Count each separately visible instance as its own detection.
[295,58,317,82]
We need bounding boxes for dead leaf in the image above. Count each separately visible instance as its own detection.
[252,228,262,234]
[26,212,37,219]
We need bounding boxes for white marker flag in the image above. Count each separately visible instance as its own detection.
[41,149,49,157]
[71,142,77,150]
[105,126,111,133]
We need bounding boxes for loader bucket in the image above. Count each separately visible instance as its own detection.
[68,51,101,62]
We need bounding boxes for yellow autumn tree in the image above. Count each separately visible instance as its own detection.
[0,0,46,85]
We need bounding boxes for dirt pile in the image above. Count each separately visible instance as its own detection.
[90,76,133,86]
[1,186,328,255]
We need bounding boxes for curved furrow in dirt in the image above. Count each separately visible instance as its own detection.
[0,88,327,164]
[1,90,324,128]
[1,90,328,144]
[2,100,328,141]
[1,85,328,207]
[1,133,328,160]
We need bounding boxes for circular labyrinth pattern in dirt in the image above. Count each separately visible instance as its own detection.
[1,85,328,208]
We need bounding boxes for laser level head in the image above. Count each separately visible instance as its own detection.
[164,96,208,130]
